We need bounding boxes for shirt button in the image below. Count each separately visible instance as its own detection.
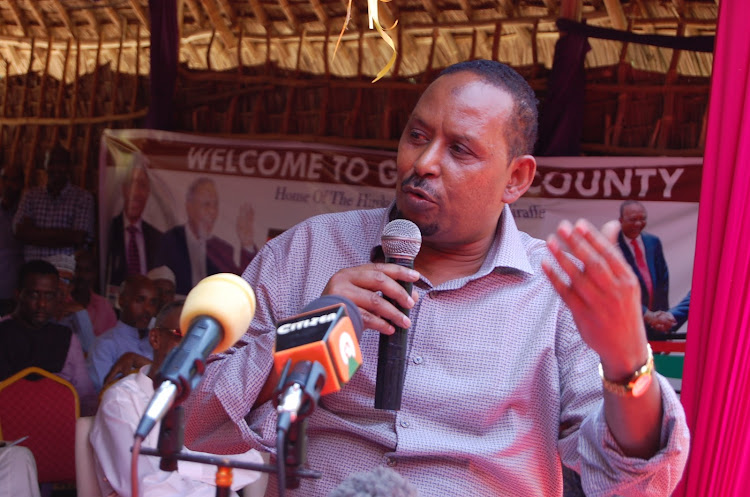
[400,419,410,428]
[385,456,397,467]
[413,356,423,365]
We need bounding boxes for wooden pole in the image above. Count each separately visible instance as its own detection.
[9,36,35,172]
[111,16,126,116]
[67,37,81,150]
[26,36,53,173]
[51,38,71,146]
[81,31,103,187]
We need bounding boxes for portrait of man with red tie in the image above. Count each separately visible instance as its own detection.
[617,200,673,337]
[105,159,163,289]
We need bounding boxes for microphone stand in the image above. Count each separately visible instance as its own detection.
[137,403,322,497]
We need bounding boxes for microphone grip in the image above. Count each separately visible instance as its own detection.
[374,257,414,410]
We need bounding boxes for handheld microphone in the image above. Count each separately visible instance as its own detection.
[135,273,256,439]
[374,219,421,410]
[273,295,364,433]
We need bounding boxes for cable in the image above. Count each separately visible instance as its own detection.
[276,428,286,497]
[131,435,143,497]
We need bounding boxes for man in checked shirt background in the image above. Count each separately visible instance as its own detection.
[184,60,690,496]
[13,144,94,261]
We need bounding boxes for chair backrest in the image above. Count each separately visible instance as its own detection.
[0,367,79,484]
[75,416,104,497]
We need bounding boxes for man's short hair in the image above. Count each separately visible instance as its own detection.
[439,60,539,159]
[620,200,646,217]
[17,259,59,290]
[154,300,185,329]
[45,144,72,168]
[186,177,215,204]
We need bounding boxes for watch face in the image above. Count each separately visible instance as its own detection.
[630,373,653,398]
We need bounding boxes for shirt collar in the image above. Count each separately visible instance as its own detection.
[134,365,155,395]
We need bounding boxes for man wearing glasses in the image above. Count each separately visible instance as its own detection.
[89,301,265,497]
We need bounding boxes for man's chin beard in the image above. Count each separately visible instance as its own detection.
[393,209,439,237]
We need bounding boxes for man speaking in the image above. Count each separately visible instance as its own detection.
[184,60,689,496]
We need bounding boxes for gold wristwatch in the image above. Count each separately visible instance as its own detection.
[598,344,654,398]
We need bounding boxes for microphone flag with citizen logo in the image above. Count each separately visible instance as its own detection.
[273,295,364,397]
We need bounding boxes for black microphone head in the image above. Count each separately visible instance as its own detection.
[302,295,364,340]
[382,220,422,261]
[329,466,418,497]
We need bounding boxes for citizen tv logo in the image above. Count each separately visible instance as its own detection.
[277,312,337,335]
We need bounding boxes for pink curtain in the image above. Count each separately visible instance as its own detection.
[675,0,750,494]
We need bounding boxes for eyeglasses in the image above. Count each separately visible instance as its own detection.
[153,327,182,339]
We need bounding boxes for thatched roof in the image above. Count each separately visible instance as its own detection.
[0,0,718,82]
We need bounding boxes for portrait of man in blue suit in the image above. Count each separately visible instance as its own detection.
[617,200,672,337]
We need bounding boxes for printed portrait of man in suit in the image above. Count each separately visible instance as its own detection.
[155,177,257,295]
[616,200,671,337]
[106,158,163,290]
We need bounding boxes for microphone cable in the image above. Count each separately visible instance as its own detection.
[131,435,143,497]
[276,427,287,497]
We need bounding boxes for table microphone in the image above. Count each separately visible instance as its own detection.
[374,219,422,410]
[135,273,256,439]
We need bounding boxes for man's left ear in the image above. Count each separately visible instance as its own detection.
[501,154,537,204]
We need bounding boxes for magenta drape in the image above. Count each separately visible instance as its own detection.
[674,0,750,495]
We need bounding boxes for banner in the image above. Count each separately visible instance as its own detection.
[99,130,699,330]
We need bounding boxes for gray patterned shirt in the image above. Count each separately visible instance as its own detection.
[184,205,689,497]
[13,182,94,260]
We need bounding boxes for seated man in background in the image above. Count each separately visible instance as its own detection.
[87,274,158,391]
[44,253,96,355]
[90,301,265,497]
[72,249,117,337]
[0,166,24,317]
[147,265,178,312]
[0,260,97,415]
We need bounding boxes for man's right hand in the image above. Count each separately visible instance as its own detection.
[103,352,152,387]
[322,263,420,335]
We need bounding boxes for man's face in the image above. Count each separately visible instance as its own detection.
[186,182,218,239]
[123,167,151,223]
[149,307,183,369]
[17,274,59,328]
[620,203,648,239]
[119,282,158,330]
[45,157,71,195]
[395,72,524,246]
[153,279,176,311]
[74,252,96,289]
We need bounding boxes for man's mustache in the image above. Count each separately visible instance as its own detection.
[400,175,439,201]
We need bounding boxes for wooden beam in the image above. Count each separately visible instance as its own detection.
[82,9,100,33]
[25,0,48,35]
[278,0,300,32]
[6,0,27,37]
[310,0,329,25]
[0,109,149,126]
[184,0,204,26]
[246,0,270,28]
[215,0,238,25]
[104,7,123,32]
[456,0,473,21]
[128,0,150,29]
[50,0,75,37]
[419,0,440,22]
[199,0,237,48]
[603,0,628,31]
